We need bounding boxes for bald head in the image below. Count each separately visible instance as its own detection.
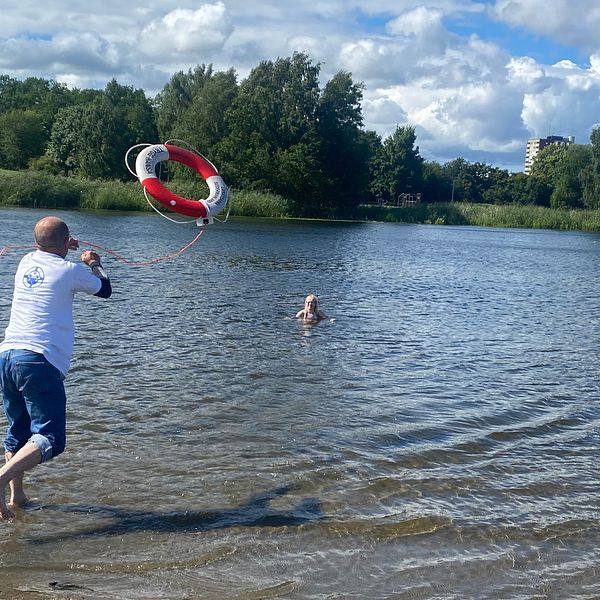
[34,217,70,254]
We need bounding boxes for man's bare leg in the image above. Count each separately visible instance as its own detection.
[0,443,41,520]
[5,451,28,507]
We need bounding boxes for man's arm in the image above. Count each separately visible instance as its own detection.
[80,250,112,298]
[89,261,112,298]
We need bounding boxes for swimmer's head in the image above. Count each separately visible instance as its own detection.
[305,294,318,310]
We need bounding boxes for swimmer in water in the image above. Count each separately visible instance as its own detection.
[296,294,328,322]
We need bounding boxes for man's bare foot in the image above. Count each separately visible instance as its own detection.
[9,491,28,507]
[0,500,14,520]
[0,481,13,519]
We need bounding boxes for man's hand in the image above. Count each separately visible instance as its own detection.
[80,250,102,266]
[68,237,80,251]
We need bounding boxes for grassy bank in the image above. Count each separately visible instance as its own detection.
[0,169,292,217]
[0,169,145,211]
[357,202,600,232]
[1,169,599,231]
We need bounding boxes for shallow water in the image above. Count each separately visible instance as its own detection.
[0,208,598,599]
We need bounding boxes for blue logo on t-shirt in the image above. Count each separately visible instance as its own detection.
[23,266,45,288]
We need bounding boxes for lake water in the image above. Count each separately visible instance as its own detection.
[0,207,598,599]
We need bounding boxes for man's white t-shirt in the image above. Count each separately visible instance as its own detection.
[0,250,102,376]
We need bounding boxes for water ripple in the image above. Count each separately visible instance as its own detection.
[0,211,599,599]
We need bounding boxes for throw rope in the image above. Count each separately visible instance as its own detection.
[0,228,205,267]
[0,244,36,257]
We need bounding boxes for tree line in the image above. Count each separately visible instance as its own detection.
[1,52,599,218]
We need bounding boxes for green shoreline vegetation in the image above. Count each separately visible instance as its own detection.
[1,168,599,231]
[2,60,600,228]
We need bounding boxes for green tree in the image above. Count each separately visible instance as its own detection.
[529,144,568,188]
[549,144,592,209]
[0,76,73,126]
[581,127,600,209]
[370,125,423,203]
[361,130,383,203]
[313,71,370,217]
[0,76,81,166]
[524,175,552,207]
[482,168,511,204]
[222,52,321,197]
[48,80,156,179]
[504,172,551,206]
[442,160,506,204]
[442,158,477,202]
[422,161,452,202]
[154,65,216,139]
[47,105,89,174]
[0,109,46,169]
[174,68,239,170]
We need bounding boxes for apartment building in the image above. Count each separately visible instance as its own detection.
[524,135,575,174]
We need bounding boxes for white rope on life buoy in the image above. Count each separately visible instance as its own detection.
[127,142,229,225]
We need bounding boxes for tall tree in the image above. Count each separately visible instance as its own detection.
[581,127,600,209]
[363,129,383,203]
[154,65,215,140]
[0,76,80,165]
[442,159,501,204]
[482,168,511,204]
[503,172,551,206]
[549,144,592,209]
[0,109,46,169]
[174,68,239,169]
[0,76,72,124]
[47,105,89,174]
[48,80,156,179]
[222,52,321,196]
[421,161,452,202]
[529,144,568,188]
[370,125,423,203]
[313,71,371,217]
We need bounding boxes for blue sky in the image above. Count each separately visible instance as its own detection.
[2,0,600,172]
[447,11,586,65]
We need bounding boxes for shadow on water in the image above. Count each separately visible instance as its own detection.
[29,484,323,544]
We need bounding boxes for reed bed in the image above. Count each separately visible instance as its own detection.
[1,170,599,231]
[358,202,600,232]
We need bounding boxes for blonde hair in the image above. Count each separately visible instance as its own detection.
[304,294,318,308]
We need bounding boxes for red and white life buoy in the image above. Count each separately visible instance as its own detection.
[134,144,228,221]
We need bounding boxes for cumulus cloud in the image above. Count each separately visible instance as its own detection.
[138,2,233,58]
[0,31,123,74]
[491,0,600,51]
[342,8,529,165]
[2,0,600,170]
[511,59,600,142]
[386,6,446,39]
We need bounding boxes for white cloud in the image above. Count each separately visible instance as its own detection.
[1,0,600,170]
[362,94,408,133]
[506,56,549,90]
[491,0,600,51]
[340,10,529,165]
[386,6,446,38]
[517,61,600,142]
[138,3,233,58]
[0,31,123,74]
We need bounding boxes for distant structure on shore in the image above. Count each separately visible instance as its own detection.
[524,135,575,174]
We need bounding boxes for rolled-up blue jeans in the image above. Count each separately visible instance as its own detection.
[0,349,66,463]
